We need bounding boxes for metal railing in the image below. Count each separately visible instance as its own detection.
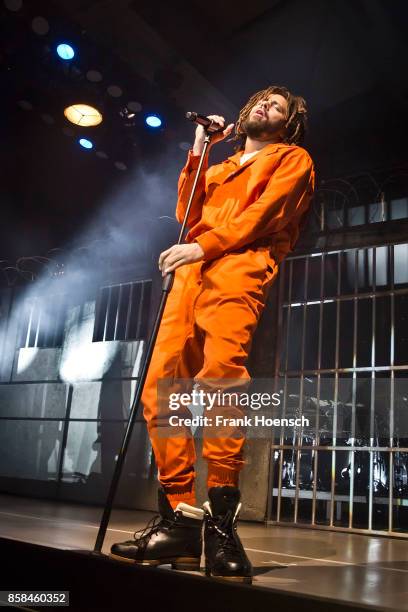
[269,241,408,537]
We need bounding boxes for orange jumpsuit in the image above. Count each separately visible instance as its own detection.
[141,142,315,507]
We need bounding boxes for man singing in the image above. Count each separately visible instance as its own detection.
[110,85,315,584]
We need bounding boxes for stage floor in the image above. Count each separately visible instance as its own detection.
[0,493,407,611]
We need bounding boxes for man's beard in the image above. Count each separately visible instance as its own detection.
[243,116,283,140]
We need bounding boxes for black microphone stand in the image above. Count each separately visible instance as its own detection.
[93,130,213,554]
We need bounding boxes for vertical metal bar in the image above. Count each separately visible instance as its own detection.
[113,284,123,341]
[103,286,112,342]
[294,256,309,524]
[368,247,376,531]
[267,259,286,522]
[277,259,293,522]
[124,283,135,341]
[312,252,325,525]
[389,244,395,532]
[330,251,341,527]
[349,249,359,529]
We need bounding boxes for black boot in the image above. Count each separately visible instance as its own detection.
[203,486,253,584]
[110,489,203,570]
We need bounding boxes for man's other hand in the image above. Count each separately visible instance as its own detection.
[158,243,205,276]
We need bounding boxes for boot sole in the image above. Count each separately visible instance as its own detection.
[109,553,200,571]
[205,569,252,585]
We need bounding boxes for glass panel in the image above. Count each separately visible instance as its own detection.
[390,198,408,221]
[347,205,365,227]
[62,420,126,483]
[375,246,389,289]
[0,383,68,419]
[394,244,408,286]
[0,419,64,480]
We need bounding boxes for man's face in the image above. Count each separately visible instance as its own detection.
[244,93,288,141]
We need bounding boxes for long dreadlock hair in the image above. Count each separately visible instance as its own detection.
[233,85,308,150]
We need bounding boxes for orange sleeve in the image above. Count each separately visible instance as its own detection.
[175,150,209,228]
[194,148,314,261]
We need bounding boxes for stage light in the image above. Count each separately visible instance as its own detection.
[79,138,93,149]
[56,43,75,60]
[64,104,103,127]
[86,70,103,82]
[127,101,142,112]
[146,115,162,128]
[107,85,123,98]
[31,16,49,35]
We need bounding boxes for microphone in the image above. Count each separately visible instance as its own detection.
[185,112,224,133]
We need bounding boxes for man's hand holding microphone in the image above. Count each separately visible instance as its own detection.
[159,114,234,276]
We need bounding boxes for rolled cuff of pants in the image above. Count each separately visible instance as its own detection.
[207,463,241,489]
[164,484,197,508]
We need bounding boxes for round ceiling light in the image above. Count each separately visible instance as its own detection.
[64,104,103,127]
[56,43,75,60]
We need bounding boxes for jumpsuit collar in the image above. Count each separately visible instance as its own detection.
[226,142,285,167]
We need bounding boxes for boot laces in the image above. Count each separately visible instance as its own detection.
[130,514,176,544]
[211,510,239,554]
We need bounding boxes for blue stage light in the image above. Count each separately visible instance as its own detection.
[79,138,93,149]
[56,43,75,60]
[145,115,162,128]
